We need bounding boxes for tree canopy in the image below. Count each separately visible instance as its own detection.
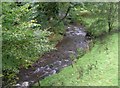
[1,2,118,87]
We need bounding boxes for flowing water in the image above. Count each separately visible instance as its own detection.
[16,24,90,87]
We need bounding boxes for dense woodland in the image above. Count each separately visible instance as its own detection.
[1,2,119,87]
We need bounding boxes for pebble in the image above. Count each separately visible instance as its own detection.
[46,66,51,70]
[30,81,34,83]
[25,75,29,78]
[64,59,69,62]
[34,67,45,73]
[62,64,67,67]
[18,25,88,86]
[15,84,21,86]
[57,61,62,65]
[33,68,41,73]
[53,61,62,65]
[51,70,56,74]
[22,81,29,87]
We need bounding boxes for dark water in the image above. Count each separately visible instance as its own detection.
[16,25,90,87]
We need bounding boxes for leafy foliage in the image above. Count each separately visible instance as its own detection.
[31,3,59,29]
[68,2,118,37]
[36,33,118,86]
[32,2,70,34]
[2,2,54,87]
[2,2,118,87]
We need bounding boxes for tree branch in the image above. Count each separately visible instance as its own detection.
[46,3,80,30]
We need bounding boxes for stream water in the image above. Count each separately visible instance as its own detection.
[16,24,90,87]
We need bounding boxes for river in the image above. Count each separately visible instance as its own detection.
[16,24,91,87]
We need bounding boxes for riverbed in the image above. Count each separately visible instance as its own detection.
[16,24,90,87]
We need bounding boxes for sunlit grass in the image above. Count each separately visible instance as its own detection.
[34,33,118,86]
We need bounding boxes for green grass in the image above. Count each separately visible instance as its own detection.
[34,33,118,86]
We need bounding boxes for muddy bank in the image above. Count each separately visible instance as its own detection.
[16,24,90,87]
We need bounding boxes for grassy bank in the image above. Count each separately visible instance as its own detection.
[34,33,118,86]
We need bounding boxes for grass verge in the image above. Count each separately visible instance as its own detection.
[34,33,118,86]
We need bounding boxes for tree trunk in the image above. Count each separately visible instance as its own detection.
[108,3,112,33]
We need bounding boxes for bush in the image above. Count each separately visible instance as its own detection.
[2,2,55,86]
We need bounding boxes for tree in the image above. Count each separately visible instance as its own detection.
[71,2,118,37]
[2,2,54,87]
[108,3,118,32]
